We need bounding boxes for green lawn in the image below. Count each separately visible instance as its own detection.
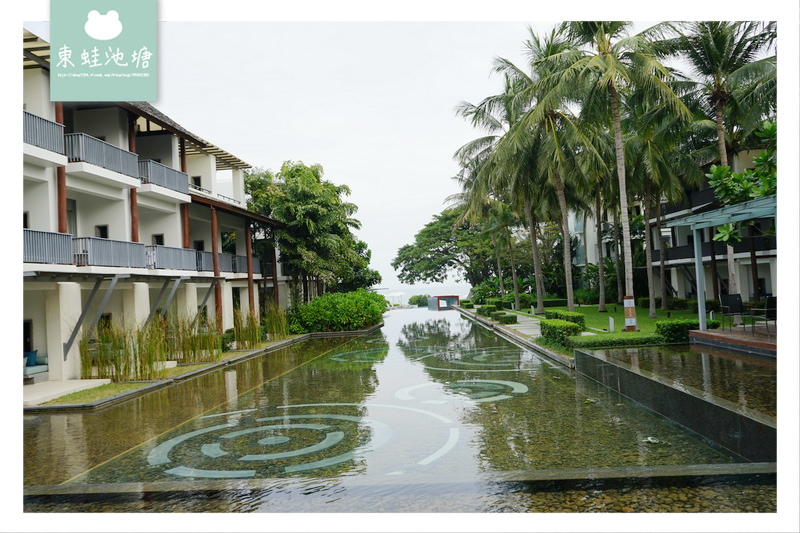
[42,382,150,406]
[520,304,704,334]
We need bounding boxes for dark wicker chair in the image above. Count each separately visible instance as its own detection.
[719,294,746,331]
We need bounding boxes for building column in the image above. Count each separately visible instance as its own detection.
[45,282,82,380]
[271,245,280,308]
[246,222,255,315]
[122,282,150,328]
[55,102,67,234]
[181,204,190,248]
[210,206,223,329]
[176,282,198,320]
[128,112,139,242]
[221,281,233,331]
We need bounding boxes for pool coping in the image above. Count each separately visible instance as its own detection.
[23,322,384,413]
[23,461,776,499]
[454,306,575,368]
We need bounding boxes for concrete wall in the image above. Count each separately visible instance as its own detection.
[186,154,216,194]
[23,69,53,119]
[135,133,179,169]
[71,107,129,149]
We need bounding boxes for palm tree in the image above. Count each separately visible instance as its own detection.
[520,22,690,327]
[660,21,776,298]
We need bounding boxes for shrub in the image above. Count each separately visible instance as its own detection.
[487,298,504,309]
[490,310,505,321]
[687,298,721,313]
[460,299,472,305]
[573,288,599,305]
[565,332,664,349]
[655,319,721,343]
[518,293,535,309]
[539,298,568,308]
[291,289,388,333]
[221,328,236,352]
[262,303,289,340]
[462,303,474,309]
[638,296,691,310]
[539,319,582,343]
[500,294,516,308]
[408,294,430,306]
[477,304,498,317]
[543,310,586,329]
[497,313,518,325]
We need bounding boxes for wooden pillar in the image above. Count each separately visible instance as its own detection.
[55,102,67,233]
[270,245,280,308]
[210,206,223,329]
[128,112,139,242]
[245,221,255,313]
[181,204,190,248]
[179,138,187,173]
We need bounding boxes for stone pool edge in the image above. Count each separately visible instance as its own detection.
[23,322,384,414]
[454,306,574,368]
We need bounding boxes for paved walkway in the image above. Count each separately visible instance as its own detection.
[23,379,111,407]
[504,310,542,338]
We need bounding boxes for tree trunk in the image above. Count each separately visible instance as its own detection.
[610,85,636,314]
[506,229,520,311]
[715,98,738,299]
[554,173,575,312]
[491,234,505,298]
[613,210,624,305]
[302,273,309,303]
[595,189,606,312]
[644,177,657,319]
[656,200,669,310]
[524,200,546,315]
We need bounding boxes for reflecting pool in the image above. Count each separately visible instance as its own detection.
[23,309,776,512]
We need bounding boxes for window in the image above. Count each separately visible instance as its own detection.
[194,240,205,251]
[23,212,29,229]
[192,176,202,187]
[152,234,164,246]
[66,199,77,235]
[95,225,109,239]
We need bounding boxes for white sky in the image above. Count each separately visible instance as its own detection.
[8,1,800,532]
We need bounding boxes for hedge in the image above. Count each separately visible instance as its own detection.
[462,303,474,309]
[654,319,721,343]
[477,304,499,316]
[497,313,518,325]
[490,310,506,321]
[289,289,388,333]
[539,318,582,343]
[637,296,690,310]
[565,332,664,349]
[543,309,586,329]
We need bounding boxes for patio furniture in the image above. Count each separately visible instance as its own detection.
[749,296,776,340]
[719,294,747,331]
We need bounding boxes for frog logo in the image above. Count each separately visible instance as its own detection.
[84,10,123,41]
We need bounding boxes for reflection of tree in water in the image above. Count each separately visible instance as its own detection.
[396,316,512,363]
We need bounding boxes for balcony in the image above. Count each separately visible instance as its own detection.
[652,235,777,263]
[234,255,261,275]
[65,133,139,178]
[73,237,146,268]
[219,253,234,273]
[23,110,64,154]
[23,229,73,264]
[196,251,215,272]
[661,188,717,218]
[139,160,190,195]
[146,245,197,270]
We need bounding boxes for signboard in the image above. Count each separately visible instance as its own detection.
[623,296,637,328]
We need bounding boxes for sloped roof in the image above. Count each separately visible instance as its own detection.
[665,195,776,230]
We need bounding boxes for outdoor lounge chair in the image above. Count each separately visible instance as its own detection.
[720,294,747,331]
[750,296,776,340]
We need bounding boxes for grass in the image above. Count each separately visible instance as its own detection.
[162,363,212,379]
[521,304,704,334]
[41,382,150,406]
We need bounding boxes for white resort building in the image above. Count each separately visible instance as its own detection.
[22,29,291,384]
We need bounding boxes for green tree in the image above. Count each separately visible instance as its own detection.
[391,207,493,286]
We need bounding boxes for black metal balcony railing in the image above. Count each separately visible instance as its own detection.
[196,251,214,272]
[65,133,139,178]
[23,229,73,264]
[189,183,211,195]
[219,253,234,273]
[23,110,65,154]
[661,188,717,218]
[139,160,190,195]
[652,235,777,263]
[73,237,146,268]
[146,245,197,270]
[217,193,241,205]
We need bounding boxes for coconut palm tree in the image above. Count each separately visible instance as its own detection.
[658,21,776,298]
[517,22,690,327]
